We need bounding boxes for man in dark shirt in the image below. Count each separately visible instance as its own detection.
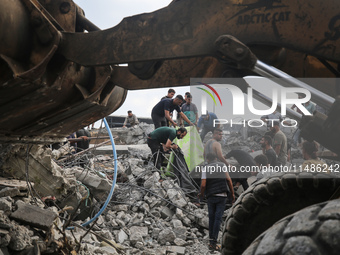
[260,135,278,167]
[225,149,256,191]
[151,95,193,129]
[199,153,233,251]
[147,127,187,169]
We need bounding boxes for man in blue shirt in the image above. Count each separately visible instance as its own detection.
[197,112,220,141]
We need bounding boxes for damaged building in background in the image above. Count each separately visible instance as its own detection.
[1,0,340,254]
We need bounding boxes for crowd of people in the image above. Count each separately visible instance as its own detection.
[144,88,331,251]
[60,88,329,252]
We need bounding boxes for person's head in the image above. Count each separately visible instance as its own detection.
[206,153,217,163]
[212,128,223,141]
[260,135,272,148]
[270,121,280,133]
[167,89,176,98]
[302,141,318,160]
[184,92,191,100]
[176,127,187,139]
[173,95,184,105]
[186,94,192,104]
[127,110,132,117]
[254,154,268,169]
[201,111,210,121]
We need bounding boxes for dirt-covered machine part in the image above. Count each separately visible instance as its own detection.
[1,0,340,150]
[0,0,127,143]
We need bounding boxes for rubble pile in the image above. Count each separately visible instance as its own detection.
[0,142,224,254]
[0,124,320,254]
[93,123,154,145]
[69,155,222,254]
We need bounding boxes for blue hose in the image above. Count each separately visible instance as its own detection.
[67,117,117,230]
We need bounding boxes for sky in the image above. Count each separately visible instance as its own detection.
[73,0,299,124]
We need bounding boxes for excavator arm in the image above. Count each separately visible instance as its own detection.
[0,0,340,146]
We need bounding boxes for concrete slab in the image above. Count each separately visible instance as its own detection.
[10,203,57,231]
[91,144,149,156]
[0,178,32,191]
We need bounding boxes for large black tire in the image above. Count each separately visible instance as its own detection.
[242,199,340,255]
[221,172,340,255]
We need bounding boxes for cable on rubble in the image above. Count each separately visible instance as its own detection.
[67,117,117,230]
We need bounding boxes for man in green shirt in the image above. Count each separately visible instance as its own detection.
[147,127,187,169]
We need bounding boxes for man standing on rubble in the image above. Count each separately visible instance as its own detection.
[260,135,278,167]
[123,110,139,128]
[203,129,234,200]
[147,127,188,169]
[199,152,233,251]
[151,95,194,129]
[271,121,287,165]
[197,111,220,141]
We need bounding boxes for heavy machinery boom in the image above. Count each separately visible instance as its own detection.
[0,0,339,148]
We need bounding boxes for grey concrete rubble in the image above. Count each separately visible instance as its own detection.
[93,123,154,145]
[0,124,320,254]
[10,201,58,231]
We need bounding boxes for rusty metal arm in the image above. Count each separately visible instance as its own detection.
[59,0,340,67]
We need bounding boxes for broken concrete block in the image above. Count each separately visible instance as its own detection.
[171,219,183,228]
[167,189,187,208]
[0,198,11,213]
[112,204,129,212]
[0,229,10,248]
[158,229,176,245]
[160,206,174,219]
[144,172,160,189]
[117,229,128,244]
[173,226,187,239]
[129,226,149,245]
[10,202,57,231]
[166,246,186,255]
[129,232,143,245]
[0,178,31,191]
[129,226,148,238]
[8,225,31,251]
[151,228,161,239]
[95,246,118,255]
[174,238,187,246]
[0,187,20,198]
[128,144,151,159]
[0,247,10,255]
[135,241,144,249]
[72,169,111,196]
[198,217,209,229]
